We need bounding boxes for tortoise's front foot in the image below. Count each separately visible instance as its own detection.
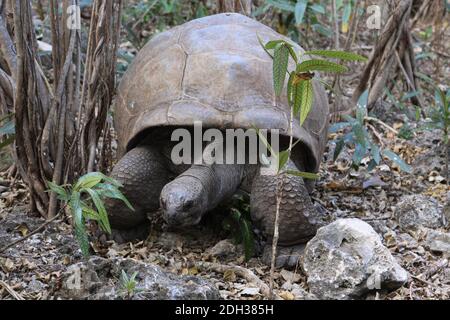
[262,244,307,269]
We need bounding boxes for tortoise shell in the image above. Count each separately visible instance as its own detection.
[115,13,329,172]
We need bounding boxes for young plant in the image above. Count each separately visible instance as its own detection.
[331,90,413,173]
[258,37,367,175]
[259,37,366,296]
[48,172,133,257]
[120,270,140,299]
[222,196,255,261]
[422,87,450,184]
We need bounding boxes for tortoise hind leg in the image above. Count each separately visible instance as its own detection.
[250,160,328,268]
[106,145,172,241]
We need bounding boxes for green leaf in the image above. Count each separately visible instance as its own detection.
[299,80,313,126]
[401,90,421,102]
[121,270,129,283]
[257,34,274,59]
[285,170,319,180]
[352,142,367,167]
[342,2,352,31]
[304,50,367,62]
[312,24,333,37]
[266,0,295,12]
[75,172,104,190]
[329,122,350,133]
[287,45,298,64]
[357,89,369,110]
[333,138,345,161]
[273,43,290,96]
[287,72,295,107]
[309,3,325,14]
[265,40,285,49]
[437,88,449,111]
[70,191,83,226]
[70,191,90,257]
[239,217,255,261]
[353,123,366,148]
[371,143,381,164]
[81,204,100,221]
[277,150,290,172]
[367,159,378,171]
[382,150,413,173]
[296,59,348,73]
[295,0,308,25]
[96,183,134,211]
[398,124,415,140]
[82,188,111,234]
[74,221,90,257]
[254,128,275,156]
[47,181,69,201]
[0,120,15,135]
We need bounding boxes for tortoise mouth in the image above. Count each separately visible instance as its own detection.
[163,210,203,228]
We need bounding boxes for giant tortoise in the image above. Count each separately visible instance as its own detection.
[107,13,330,267]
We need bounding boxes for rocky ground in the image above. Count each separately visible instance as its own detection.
[0,124,448,300]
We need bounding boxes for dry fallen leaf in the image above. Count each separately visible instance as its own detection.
[3,258,15,272]
[188,267,199,275]
[15,223,29,237]
[62,256,71,265]
[279,291,295,300]
[223,269,236,282]
[280,270,301,283]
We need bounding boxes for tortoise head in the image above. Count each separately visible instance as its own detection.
[160,176,208,227]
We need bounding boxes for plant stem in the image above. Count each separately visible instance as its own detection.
[269,95,295,299]
[445,127,449,186]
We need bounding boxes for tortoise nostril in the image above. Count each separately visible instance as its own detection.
[183,200,194,211]
[161,199,167,210]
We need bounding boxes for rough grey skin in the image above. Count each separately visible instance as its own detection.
[161,162,245,227]
[106,13,331,267]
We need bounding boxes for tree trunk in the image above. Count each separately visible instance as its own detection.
[217,0,252,15]
[0,0,122,218]
[353,0,422,111]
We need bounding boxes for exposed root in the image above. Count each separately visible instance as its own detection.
[195,261,281,300]
[0,280,25,300]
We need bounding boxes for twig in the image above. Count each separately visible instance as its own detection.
[411,275,435,287]
[0,209,63,254]
[269,176,284,299]
[394,50,423,109]
[364,116,399,135]
[420,259,448,279]
[361,216,391,221]
[195,261,281,300]
[431,49,450,59]
[367,123,385,148]
[0,280,25,300]
[269,90,296,298]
